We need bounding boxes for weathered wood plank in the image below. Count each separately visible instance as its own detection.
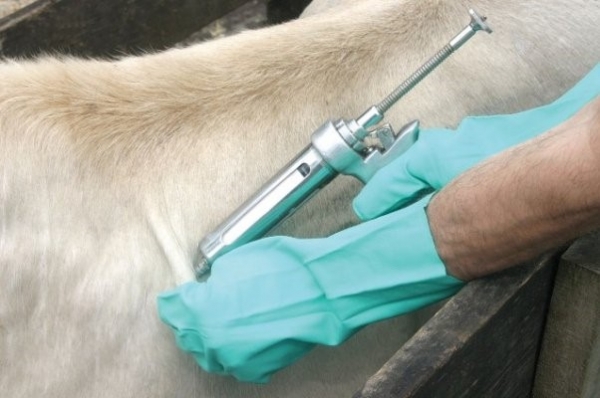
[533,231,600,398]
[0,0,250,58]
[353,253,559,398]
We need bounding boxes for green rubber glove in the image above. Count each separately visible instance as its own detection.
[158,195,462,383]
[354,63,600,220]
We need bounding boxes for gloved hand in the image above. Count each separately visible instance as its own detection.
[158,195,462,383]
[354,63,600,220]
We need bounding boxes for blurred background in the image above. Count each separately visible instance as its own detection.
[0,0,311,58]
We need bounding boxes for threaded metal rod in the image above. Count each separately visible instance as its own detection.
[376,43,456,114]
[372,9,492,118]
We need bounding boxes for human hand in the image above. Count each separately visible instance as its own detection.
[157,195,462,383]
[354,64,600,220]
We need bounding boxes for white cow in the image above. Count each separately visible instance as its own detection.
[0,0,598,397]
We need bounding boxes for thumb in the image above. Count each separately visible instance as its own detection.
[352,156,430,220]
[352,128,450,221]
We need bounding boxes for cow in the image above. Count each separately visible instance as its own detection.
[0,0,598,396]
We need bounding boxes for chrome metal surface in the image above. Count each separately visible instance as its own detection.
[345,120,420,182]
[195,144,336,275]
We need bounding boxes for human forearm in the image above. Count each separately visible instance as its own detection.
[428,97,600,280]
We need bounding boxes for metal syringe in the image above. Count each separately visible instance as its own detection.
[194,9,492,278]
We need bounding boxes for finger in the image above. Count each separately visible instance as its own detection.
[353,129,450,220]
[352,157,431,220]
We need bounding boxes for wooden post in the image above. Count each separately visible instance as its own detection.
[533,232,600,398]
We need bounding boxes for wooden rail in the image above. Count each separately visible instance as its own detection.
[354,254,558,398]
